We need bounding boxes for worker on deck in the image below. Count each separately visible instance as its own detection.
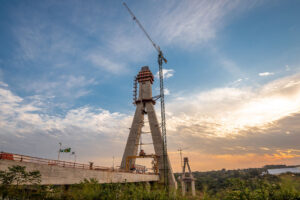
[130,164,136,171]
[139,149,146,156]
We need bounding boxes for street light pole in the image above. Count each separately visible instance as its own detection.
[58,142,62,161]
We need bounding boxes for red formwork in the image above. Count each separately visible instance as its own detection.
[0,153,14,160]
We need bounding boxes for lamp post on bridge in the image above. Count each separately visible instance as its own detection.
[58,142,62,161]
[72,152,76,163]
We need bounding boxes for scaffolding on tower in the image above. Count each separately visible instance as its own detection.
[123,2,171,190]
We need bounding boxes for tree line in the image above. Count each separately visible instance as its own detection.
[1,165,300,199]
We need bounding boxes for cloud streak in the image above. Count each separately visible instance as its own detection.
[259,72,274,76]
[149,0,261,47]
[87,53,126,74]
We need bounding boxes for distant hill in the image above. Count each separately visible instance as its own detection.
[263,164,300,169]
[174,164,300,195]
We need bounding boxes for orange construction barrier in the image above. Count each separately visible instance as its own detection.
[0,153,14,160]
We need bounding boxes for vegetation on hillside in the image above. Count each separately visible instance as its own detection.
[176,166,300,199]
[0,165,300,199]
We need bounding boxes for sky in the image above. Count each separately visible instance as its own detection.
[1,0,300,172]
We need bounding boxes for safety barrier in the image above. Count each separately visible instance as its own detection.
[0,152,154,174]
[0,152,114,172]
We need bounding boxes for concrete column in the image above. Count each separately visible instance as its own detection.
[181,179,186,196]
[191,180,196,196]
[139,81,152,99]
[146,102,177,188]
[181,157,196,196]
[120,103,144,169]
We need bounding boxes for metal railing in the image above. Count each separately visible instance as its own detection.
[0,152,156,175]
[0,152,115,172]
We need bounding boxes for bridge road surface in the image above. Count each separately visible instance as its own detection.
[0,159,159,185]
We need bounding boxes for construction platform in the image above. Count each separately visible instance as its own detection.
[0,152,159,185]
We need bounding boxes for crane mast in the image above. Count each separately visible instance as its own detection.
[123,2,169,190]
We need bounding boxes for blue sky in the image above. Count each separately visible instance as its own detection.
[1,0,300,171]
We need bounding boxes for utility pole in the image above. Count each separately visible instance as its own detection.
[113,156,115,170]
[72,152,76,163]
[178,147,188,171]
[178,148,183,170]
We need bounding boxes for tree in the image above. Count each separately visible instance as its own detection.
[0,165,41,185]
[0,165,42,199]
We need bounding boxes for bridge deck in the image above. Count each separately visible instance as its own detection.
[0,153,159,185]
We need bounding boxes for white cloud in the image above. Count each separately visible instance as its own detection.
[0,85,132,163]
[155,69,175,79]
[164,88,170,95]
[5,72,299,143]
[285,65,290,71]
[0,88,22,104]
[0,81,8,87]
[167,73,300,137]
[259,72,274,76]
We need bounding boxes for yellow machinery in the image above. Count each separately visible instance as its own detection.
[126,154,159,174]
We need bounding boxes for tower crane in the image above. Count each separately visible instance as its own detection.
[123,2,169,190]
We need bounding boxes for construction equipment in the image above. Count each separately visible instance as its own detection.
[123,2,169,190]
[133,76,137,104]
[125,155,159,174]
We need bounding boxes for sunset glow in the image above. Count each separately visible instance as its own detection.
[1,0,300,172]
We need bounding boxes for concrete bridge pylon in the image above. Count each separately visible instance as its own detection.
[120,66,177,188]
[179,157,196,196]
